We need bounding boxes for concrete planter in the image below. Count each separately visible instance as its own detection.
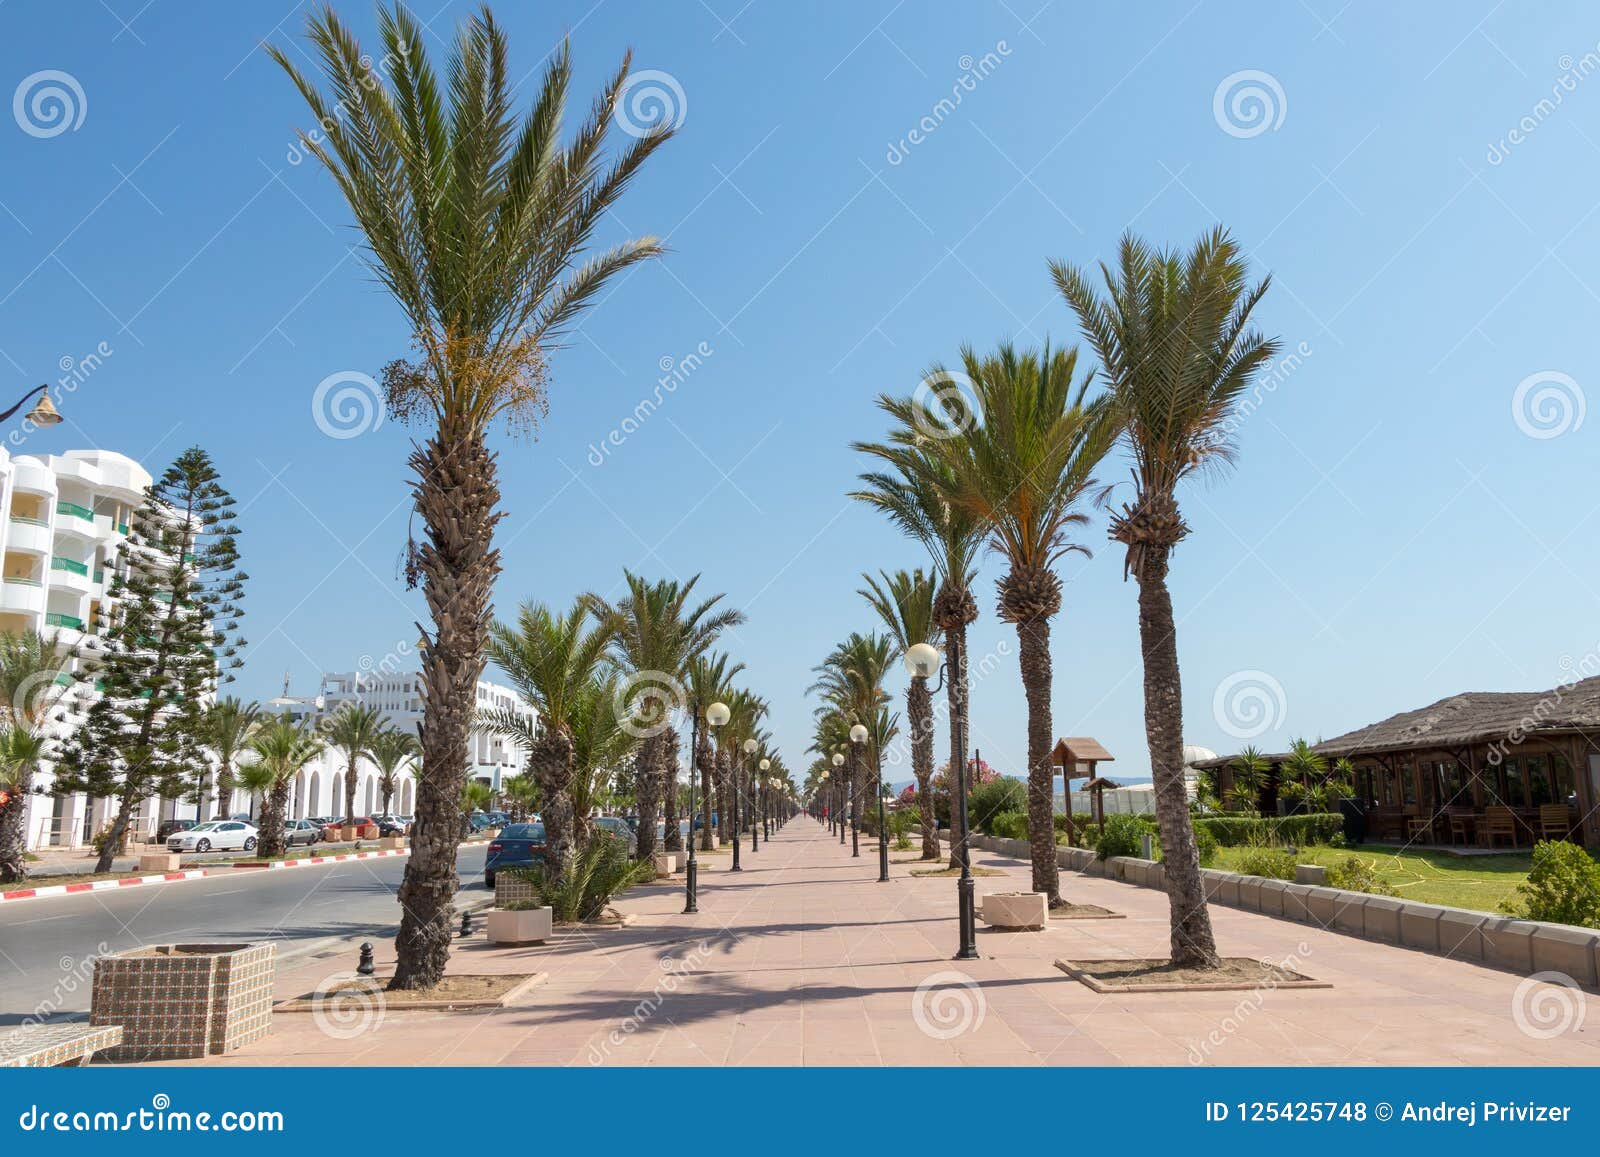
[487,906,553,945]
[377,836,406,850]
[1294,864,1328,885]
[90,942,275,1062]
[138,853,182,872]
[651,851,678,878]
[495,874,540,908]
[980,891,1048,930]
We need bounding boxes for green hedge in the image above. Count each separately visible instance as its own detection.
[1194,813,1344,847]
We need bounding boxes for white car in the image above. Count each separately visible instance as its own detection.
[168,820,258,853]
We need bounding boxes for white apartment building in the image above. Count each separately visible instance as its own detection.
[1,447,158,850]
[269,669,538,809]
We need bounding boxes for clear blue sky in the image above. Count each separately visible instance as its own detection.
[2,1,1596,785]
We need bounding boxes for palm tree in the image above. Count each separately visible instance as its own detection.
[810,633,896,854]
[485,599,613,871]
[859,569,942,859]
[201,697,262,822]
[1228,746,1269,813]
[721,688,769,849]
[369,728,419,816]
[852,427,983,870]
[272,4,674,989]
[567,675,639,848]
[1053,226,1281,968]
[0,630,70,882]
[246,716,325,858]
[587,572,744,861]
[324,703,388,826]
[911,343,1114,906]
[685,653,742,851]
[501,772,538,821]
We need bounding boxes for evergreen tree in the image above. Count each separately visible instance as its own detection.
[55,447,246,872]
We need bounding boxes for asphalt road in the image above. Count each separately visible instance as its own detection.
[0,844,488,1023]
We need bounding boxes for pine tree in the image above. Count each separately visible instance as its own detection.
[55,447,246,872]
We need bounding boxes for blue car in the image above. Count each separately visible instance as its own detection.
[484,822,547,888]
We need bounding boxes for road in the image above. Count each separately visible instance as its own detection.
[0,844,487,1023]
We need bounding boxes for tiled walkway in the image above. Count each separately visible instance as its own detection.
[207,817,1600,1066]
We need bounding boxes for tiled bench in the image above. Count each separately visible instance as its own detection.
[0,1024,124,1067]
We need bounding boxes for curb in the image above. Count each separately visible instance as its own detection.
[1,848,412,905]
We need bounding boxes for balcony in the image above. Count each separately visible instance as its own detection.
[54,501,95,539]
[56,501,93,522]
[0,578,44,614]
[5,516,51,554]
[45,612,85,630]
[51,556,92,593]
[51,557,88,576]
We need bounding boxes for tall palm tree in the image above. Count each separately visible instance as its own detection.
[246,716,325,859]
[369,728,419,816]
[722,688,768,848]
[852,428,983,870]
[324,703,388,826]
[685,653,742,851]
[587,572,744,861]
[1053,226,1280,968]
[912,343,1115,906]
[272,4,674,989]
[859,568,942,860]
[485,599,613,871]
[201,696,262,822]
[810,633,896,853]
[567,674,639,848]
[501,772,538,821]
[0,630,70,882]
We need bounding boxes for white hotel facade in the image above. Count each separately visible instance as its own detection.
[3,446,539,851]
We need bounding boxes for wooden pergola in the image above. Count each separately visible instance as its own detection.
[1079,775,1122,827]
[1052,737,1114,843]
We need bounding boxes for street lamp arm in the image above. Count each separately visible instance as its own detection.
[0,384,50,423]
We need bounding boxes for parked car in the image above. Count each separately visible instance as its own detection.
[483,822,548,889]
[168,820,258,854]
[371,815,408,837]
[467,813,498,833]
[283,819,321,847]
[155,819,196,843]
[592,816,637,855]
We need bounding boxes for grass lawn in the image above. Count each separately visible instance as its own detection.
[1211,844,1532,914]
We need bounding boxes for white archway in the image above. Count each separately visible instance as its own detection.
[331,773,344,818]
[363,776,376,815]
[307,770,321,816]
[400,780,413,814]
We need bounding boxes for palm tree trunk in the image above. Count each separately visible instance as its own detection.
[343,755,358,823]
[1016,613,1062,905]
[907,676,938,860]
[1134,543,1219,968]
[392,427,501,990]
[697,731,714,851]
[528,727,577,872]
[715,749,731,843]
[260,780,290,859]
[635,732,660,860]
[944,617,971,870]
[662,727,682,852]
[0,763,33,882]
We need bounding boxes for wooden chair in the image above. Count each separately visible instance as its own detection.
[1480,807,1518,848]
[1539,805,1573,841]
[1446,807,1476,845]
[1407,814,1438,843]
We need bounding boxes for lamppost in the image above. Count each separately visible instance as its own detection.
[0,385,63,427]
[848,723,867,858]
[905,641,977,960]
[764,767,774,838]
[756,756,770,848]
[820,768,830,834]
[831,752,846,844]
[684,699,730,913]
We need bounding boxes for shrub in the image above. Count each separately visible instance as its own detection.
[1193,823,1218,867]
[1235,846,1296,880]
[1095,814,1151,860]
[1195,813,1343,847]
[510,832,653,922]
[969,778,1027,834]
[989,811,1028,841]
[1505,840,1600,928]
[1324,856,1397,896]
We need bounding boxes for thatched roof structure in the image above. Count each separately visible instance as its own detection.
[1189,675,1600,767]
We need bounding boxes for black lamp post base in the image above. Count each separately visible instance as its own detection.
[683,860,699,913]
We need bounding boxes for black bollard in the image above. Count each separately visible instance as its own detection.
[357,942,375,976]
[459,909,473,938]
